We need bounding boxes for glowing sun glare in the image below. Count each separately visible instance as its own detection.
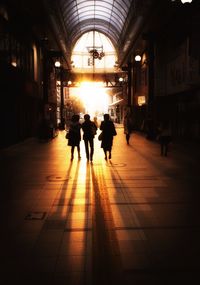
[77,82,109,116]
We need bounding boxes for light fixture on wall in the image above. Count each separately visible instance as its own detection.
[135,55,141,62]
[171,0,192,4]
[55,60,61,67]
[181,0,192,3]
[11,61,17,67]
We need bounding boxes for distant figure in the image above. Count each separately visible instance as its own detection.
[158,121,172,156]
[123,109,133,145]
[93,116,99,129]
[100,113,117,160]
[68,114,81,160]
[81,114,97,162]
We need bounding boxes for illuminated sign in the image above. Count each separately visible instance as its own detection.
[138,96,146,106]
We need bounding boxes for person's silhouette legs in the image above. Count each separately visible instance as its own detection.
[103,149,107,160]
[126,133,130,145]
[89,139,94,161]
[71,146,75,160]
[77,146,81,159]
[84,140,89,160]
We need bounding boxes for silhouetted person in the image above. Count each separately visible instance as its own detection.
[68,114,81,160]
[158,121,172,156]
[123,108,133,145]
[100,113,117,160]
[81,114,97,162]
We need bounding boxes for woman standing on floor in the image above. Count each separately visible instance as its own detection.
[99,113,117,160]
[67,114,82,160]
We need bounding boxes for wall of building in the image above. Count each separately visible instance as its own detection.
[153,3,200,141]
[129,1,200,141]
[0,3,60,147]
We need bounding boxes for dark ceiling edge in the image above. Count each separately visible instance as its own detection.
[118,0,157,66]
[43,0,71,69]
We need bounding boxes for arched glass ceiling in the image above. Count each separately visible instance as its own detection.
[71,31,117,73]
[58,0,133,48]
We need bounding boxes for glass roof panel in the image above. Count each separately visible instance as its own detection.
[78,15,93,22]
[71,27,117,47]
[62,1,77,11]
[70,20,121,41]
[58,0,133,48]
[65,7,77,14]
[76,0,95,4]
[113,2,124,11]
[95,1,113,8]
[77,2,93,9]
[78,14,110,23]
[95,10,123,22]
[112,6,126,17]
[94,6,112,14]
[64,13,78,24]
[67,18,80,28]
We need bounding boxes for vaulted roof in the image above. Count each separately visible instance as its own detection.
[57,0,133,49]
[2,0,160,68]
[44,0,159,67]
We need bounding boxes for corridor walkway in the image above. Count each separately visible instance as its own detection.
[0,126,200,285]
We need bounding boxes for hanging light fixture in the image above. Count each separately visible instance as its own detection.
[87,31,105,65]
[88,48,105,60]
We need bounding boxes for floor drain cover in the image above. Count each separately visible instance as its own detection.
[46,175,71,182]
[25,212,46,220]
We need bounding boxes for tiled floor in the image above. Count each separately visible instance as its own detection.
[0,127,200,285]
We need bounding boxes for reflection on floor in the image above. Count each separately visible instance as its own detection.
[1,127,200,285]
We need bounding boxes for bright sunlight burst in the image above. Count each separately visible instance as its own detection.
[69,81,110,117]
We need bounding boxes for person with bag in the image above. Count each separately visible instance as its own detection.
[81,114,97,162]
[99,113,117,160]
[67,114,82,160]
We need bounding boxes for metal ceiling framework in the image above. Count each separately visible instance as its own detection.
[57,0,133,55]
[43,0,157,69]
[59,0,132,46]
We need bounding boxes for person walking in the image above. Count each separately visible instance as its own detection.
[100,113,117,160]
[81,114,97,162]
[67,114,82,160]
[123,108,133,145]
